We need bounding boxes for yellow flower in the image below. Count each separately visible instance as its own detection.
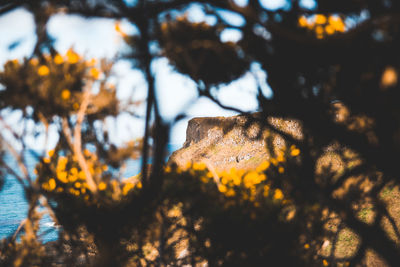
[192,162,207,171]
[84,149,91,157]
[48,178,56,190]
[98,182,107,191]
[274,189,284,200]
[122,182,134,195]
[81,188,86,194]
[278,167,284,173]
[102,165,108,171]
[68,188,80,196]
[277,153,286,162]
[44,157,51,164]
[225,189,236,197]
[314,14,327,24]
[42,182,49,191]
[73,103,80,110]
[298,16,308,27]
[38,65,50,76]
[200,176,209,183]
[325,25,335,35]
[315,25,324,35]
[48,150,54,157]
[74,182,81,188]
[29,58,39,66]
[61,89,71,100]
[263,185,270,197]
[185,161,192,170]
[256,161,270,172]
[230,170,241,186]
[164,165,172,173]
[89,67,100,79]
[137,182,142,189]
[221,176,228,185]
[381,66,398,88]
[243,171,261,188]
[57,171,68,183]
[270,158,278,166]
[329,16,345,32]
[206,171,214,178]
[322,259,329,266]
[78,171,86,180]
[304,243,310,249]
[54,54,64,64]
[70,167,78,175]
[111,180,119,189]
[66,49,79,64]
[218,184,227,193]
[58,156,68,166]
[57,158,67,172]
[291,148,300,157]
[56,187,64,193]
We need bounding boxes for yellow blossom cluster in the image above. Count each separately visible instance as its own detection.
[37,149,143,202]
[39,149,98,198]
[0,52,104,119]
[175,145,301,206]
[215,163,280,203]
[37,65,50,76]
[298,14,346,39]
[121,180,142,195]
[29,49,101,81]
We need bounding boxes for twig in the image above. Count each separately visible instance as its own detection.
[38,112,50,159]
[0,130,31,186]
[61,89,98,193]
[11,219,26,242]
[39,195,59,228]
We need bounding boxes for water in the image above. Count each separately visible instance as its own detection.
[0,144,180,243]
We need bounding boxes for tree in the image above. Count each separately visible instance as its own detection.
[1,0,400,266]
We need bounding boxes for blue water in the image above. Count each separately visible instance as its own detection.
[0,144,180,243]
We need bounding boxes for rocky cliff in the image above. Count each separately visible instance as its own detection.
[168,114,303,171]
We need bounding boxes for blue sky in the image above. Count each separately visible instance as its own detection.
[0,2,315,149]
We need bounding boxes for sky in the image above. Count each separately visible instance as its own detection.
[0,1,315,149]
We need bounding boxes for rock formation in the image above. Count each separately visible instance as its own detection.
[168,114,303,171]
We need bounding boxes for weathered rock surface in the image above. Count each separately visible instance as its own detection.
[168,114,303,171]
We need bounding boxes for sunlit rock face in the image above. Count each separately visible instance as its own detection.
[169,114,303,171]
